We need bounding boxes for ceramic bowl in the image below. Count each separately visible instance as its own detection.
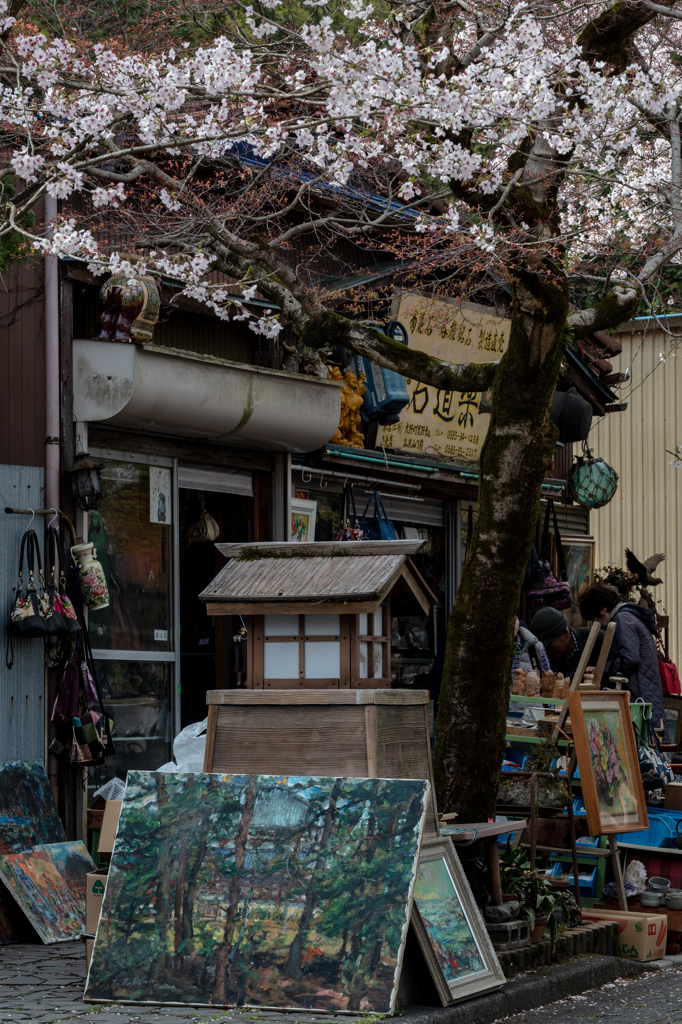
[640,891,665,907]
[649,876,671,893]
[666,890,682,909]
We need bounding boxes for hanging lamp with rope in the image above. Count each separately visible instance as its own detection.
[568,442,619,509]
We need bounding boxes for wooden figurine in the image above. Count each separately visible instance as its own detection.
[553,674,568,699]
[328,366,367,448]
[512,668,527,695]
[541,671,556,697]
[524,670,541,696]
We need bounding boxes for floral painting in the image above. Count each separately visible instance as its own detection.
[85,771,427,1012]
[414,858,485,982]
[585,709,638,826]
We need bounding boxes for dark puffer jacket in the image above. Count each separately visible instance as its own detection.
[606,604,664,727]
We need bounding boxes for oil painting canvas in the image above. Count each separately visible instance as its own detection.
[0,761,66,854]
[411,838,503,1005]
[37,841,95,905]
[85,771,428,1012]
[0,847,85,943]
[568,691,648,835]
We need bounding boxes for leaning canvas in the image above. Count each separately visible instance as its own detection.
[0,760,66,854]
[411,837,504,1005]
[0,846,88,943]
[85,771,428,1012]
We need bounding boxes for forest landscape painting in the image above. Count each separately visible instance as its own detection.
[85,771,428,1011]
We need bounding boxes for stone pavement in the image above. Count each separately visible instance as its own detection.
[0,943,351,1024]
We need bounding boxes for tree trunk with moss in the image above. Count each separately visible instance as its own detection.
[433,263,568,822]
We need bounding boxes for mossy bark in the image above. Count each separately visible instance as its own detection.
[433,263,567,822]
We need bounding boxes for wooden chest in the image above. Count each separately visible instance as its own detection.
[204,688,438,835]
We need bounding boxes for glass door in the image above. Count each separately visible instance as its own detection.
[88,452,176,780]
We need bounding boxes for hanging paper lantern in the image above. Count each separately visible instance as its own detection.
[568,449,619,509]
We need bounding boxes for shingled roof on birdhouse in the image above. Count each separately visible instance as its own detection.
[199,540,437,689]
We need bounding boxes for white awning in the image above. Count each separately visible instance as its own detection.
[72,340,342,454]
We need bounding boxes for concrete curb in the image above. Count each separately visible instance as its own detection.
[399,955,656,1024]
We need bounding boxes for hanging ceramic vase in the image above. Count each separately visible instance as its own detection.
[97,256,160,345]
[72,542,110,610]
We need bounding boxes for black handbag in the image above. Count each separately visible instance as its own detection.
[359,492,398,541]
[8,530,55,638]
[45,527,81,637]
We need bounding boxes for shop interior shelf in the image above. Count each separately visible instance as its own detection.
[505,734,568,745]
[509,695,565,705]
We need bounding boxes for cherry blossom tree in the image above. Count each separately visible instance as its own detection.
[2,0,682,818]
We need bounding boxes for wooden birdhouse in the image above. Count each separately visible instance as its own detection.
[199,540,436,689]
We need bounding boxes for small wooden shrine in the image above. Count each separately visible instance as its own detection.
[199,539,436,689]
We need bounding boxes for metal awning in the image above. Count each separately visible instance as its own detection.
[72,340,342,454]
[200,540,436,615]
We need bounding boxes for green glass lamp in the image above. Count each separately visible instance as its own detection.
[568,445,618,509]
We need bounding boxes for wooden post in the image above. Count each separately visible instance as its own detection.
[591,621,617,688]
[608,833,627,911]
[552,621,602,743]
[485,839,503,906]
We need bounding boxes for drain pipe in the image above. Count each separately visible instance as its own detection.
[44,194,60,512]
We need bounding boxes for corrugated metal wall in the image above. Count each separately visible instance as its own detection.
[0,261,46,467]
[0,464,45,760]
[590,325,681,660]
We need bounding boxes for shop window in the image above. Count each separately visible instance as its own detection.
[88,461,172,652]
[95,661,171,774]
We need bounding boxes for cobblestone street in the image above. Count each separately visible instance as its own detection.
[0,944,350,1024]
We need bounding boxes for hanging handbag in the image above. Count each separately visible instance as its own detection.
[8,530,54,638]
[335,484,365,541]
[635,719,675,785]
[657,635,681,696]
[526,501,573,614]
[45,527,81,637]
[359,492,397,541]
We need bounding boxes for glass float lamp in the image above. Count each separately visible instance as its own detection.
[65,452,105,512]
[568,444,618,509]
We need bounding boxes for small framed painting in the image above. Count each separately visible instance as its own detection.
[551,535,595,627]
[568,690,649,835]
[290,498,317,542]
[411,837,504,1005]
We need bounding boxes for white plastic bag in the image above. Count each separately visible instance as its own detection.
[172,717,208,772]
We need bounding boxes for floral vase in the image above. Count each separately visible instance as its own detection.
[72,542,110,610]
[97,258,160,344]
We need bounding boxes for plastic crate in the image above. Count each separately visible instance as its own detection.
[551,861,598,898]
[617,811,681,848]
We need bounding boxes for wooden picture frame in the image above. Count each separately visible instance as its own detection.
[551,535,595,628]
[411,836,504,1006]
[290,498,317,542]
[664,695,682,747]
[568,690,649,835]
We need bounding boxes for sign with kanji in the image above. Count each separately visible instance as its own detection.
[379,294,510,463]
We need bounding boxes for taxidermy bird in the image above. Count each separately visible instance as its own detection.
[625,549,664,615]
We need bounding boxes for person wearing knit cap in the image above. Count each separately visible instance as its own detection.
[529,607,604,678]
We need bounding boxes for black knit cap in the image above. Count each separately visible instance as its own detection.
[529,607,569,645]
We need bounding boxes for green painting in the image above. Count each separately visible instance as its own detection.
[585,709,638,827]
[414,858,485,982]
[85,771,428,1012]
[0,761,66,854]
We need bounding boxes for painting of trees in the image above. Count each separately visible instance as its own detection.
[85,771,428,1012]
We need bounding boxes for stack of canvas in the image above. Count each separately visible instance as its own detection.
[0,760,94,943]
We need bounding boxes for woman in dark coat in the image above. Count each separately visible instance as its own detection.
[579,583,664,731]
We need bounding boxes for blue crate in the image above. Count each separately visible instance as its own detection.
[551,861,598,898]
[616,811,682,848]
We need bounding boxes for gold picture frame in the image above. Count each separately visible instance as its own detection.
[411,836,504,1006]
[568,690,649,836]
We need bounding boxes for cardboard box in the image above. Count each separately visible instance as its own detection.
[665,782,682,811]
[87,807,105,830]
[86,870,108,934]
[97,800,122,858]
[582,908,667,962]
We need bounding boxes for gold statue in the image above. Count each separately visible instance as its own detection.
[328,366,367,448]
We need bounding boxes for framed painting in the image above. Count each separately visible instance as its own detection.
[291,498,317,542]
[85,771,428,1012]
[568,690,648,835]
[664,695,682,747]
[411,837,504,1006]
[552,535,595,628]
